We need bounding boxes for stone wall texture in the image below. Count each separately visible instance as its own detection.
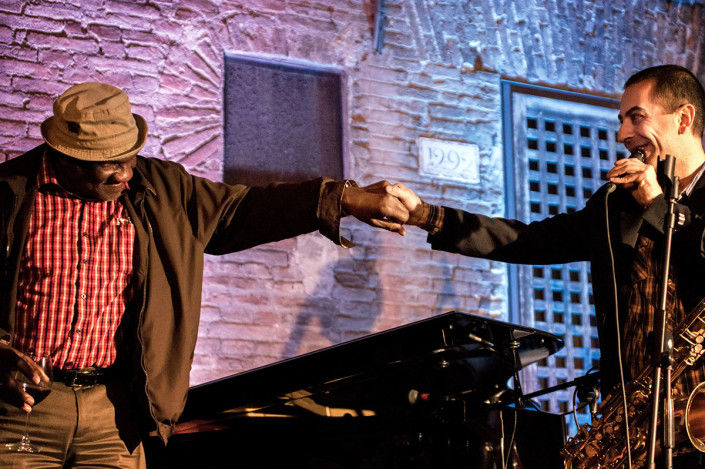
[1,0,704,385]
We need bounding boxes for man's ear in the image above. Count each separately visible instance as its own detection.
[677,103,696,135]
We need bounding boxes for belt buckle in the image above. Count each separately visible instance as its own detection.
[67,370,96,389]
[68,372,82,388]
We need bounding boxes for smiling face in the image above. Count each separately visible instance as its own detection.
[50,149,136,201]
[617,79,684,167]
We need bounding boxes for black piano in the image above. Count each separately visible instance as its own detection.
[149,312,566,468]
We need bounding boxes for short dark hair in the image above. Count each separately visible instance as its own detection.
[625,64,705,138]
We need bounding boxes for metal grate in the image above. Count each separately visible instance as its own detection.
[502,83,621,434]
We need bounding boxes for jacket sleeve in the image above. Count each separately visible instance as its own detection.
[148,160,350,255]
[204,177,350,254]
[427,204,594,265]
[135,158,349,255]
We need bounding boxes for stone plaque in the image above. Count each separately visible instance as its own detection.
[417,137,480,183]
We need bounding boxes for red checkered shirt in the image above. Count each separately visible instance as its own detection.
[12,152,135,370]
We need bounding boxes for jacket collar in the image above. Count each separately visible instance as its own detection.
[0,145,44,196]
[685,165,705,214]
[129,156,157,198]
[617,167,705,248]
[609,186,644,249]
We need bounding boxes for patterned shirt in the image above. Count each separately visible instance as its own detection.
[624,165,705,397]
[12,152,135,370]
[623,232,705,397]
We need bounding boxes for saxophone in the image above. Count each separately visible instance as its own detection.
[562,298,705,469]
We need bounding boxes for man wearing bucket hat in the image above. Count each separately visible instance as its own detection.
[0,82,411,467]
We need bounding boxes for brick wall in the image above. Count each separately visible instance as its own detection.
[1,0,704,385]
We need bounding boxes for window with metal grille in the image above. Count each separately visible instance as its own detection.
[501,81,621,434]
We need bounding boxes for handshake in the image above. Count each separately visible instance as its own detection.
[340,180,427,236]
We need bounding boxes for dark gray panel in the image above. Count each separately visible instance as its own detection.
[224,55,343,187]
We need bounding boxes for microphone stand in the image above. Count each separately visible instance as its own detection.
[646,154,678,469]
[500,332,526,469]
[521,371,600,401]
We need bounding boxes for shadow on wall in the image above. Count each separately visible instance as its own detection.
[435,262,461,313]
[282,231,383,358]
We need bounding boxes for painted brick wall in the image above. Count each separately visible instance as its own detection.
[1,0,704,386]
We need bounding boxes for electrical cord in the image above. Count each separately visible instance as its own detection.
[568,395,591,416]
[499,406,519,469]
[605,184,633,469]
[572,386,581,429]
[570,366,600,427]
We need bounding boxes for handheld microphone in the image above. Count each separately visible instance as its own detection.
[606,149,646,193]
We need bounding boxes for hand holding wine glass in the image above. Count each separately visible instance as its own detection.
[0,344,35,412]
[4,353,53,453]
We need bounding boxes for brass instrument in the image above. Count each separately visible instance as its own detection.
[562,298,705,468]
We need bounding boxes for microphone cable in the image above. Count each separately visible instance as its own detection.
[570,366,600,429]
[499,405,519,469]
[604,183,633,469]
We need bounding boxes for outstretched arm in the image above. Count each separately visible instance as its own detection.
[385,181,592,264]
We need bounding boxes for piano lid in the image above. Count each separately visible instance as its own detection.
[176,312,563,432]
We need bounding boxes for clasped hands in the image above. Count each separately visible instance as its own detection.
[341,181,425,235]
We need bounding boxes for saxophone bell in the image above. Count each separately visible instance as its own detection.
[675,381,705,452]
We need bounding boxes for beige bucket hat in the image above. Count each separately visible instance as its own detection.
[41,82,148,162]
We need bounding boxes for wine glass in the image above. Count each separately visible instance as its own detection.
[5,354,53,453]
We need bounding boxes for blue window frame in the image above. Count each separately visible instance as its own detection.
[501,81,621,433]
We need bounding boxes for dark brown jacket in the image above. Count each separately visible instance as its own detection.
[0,145,348,441]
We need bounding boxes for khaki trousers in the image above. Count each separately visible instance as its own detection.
[0,379,145,468]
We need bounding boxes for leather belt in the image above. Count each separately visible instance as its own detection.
[53,367,117,388]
